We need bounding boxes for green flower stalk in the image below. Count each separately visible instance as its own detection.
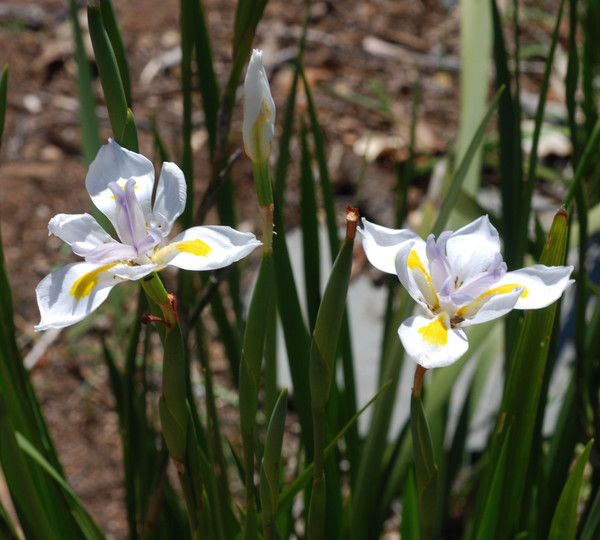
[410,364,439,540]
[243,49,275,252]
[307,207,359,539]
[238,48,277,538]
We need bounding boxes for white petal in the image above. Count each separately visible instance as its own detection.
[495,264,574,310]
[398,312,469,368]
[151,161,186,236]
[109,262,158,281]
[35,262,124,331]
[151,226,261,271]
[48,213,114,250]
[86,139,154,229]
[359,218,419,274]
[395,239,440,313]
[445,216,502,282]
[243,49,276,162]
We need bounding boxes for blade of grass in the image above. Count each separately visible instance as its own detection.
[277,380,392,513]
[301,62,360,479]
[401,468,420,540]
[179,0,195,229]
[0,400,57,540]
[473,425,512,540]
[99,0,132,107]
[260,389,288,540]
[190,0,219,156]
[16,432,106,540]
[307,209,358,538]
[516,0,566,265]
[87,5,128,144]
[548,439,594,540]
[299,117,321,331]
[67,0,102,167]
[455,0,492,198]
[474,209,570,539]
[491,0,523,268]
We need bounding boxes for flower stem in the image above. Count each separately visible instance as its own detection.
[140,273,177,328]
[412,364,427,398]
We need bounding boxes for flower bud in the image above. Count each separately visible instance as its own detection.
[243,49,276,163]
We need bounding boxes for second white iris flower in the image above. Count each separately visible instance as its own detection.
[360,216,574,368]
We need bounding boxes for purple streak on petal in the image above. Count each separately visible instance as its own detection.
[73,241,138,263]
[456,253,507,299]
[109,179,149,252]
[135,227,164,256]
[426,233,450,289]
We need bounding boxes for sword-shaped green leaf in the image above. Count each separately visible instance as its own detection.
[260,389,288,540]
[548,439,594,540]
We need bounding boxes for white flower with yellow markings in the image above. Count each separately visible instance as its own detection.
[35,139,261,331]
[360,216,574,368]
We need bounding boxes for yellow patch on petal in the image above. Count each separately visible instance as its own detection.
[152,238,212,265]
[456,283,527,319]
[173,239,212,257]
[418,314,449,348]
[70,263,118,300]
[407,249,440,311]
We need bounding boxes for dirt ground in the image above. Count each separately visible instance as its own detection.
[0,0,562,537]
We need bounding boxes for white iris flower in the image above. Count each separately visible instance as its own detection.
[35,140,261,331]
[360,216,574,368]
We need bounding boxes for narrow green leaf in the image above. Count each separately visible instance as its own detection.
[232,0,268,59]
[301,65,359,477]
[277,380,391,514]
[491,0,523,267]
[16,432,106,540]
[190,0,219,155]
[476,209,570,539]
[299,118,321,331]
[69,1,101,166]
[87,5,128,144]
[455,0,492,197]
[579,471,600,540]
[120,108,139,153]
[517,0,566,264]
[272,202,314,455]
[310,222,356,413]
[222,0,269,150]
[349,292,412,540]
[474,424,512,540]
[260,389,288,540]
[410,392,439,540]
[581,0,600,137]
[548,439,594,540]
[563,115,600,208]
[0,398,57,540]
[158,321,189,460]
[179,0,195,230]
[537,375,577,540]
[99,0,132,106]
[239,253,274,527]
[401,468,420,540]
